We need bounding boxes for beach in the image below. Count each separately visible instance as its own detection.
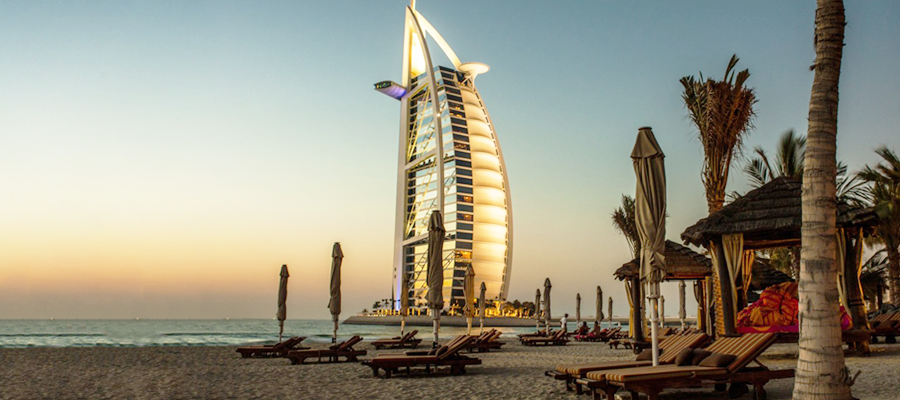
[2,338,899,399]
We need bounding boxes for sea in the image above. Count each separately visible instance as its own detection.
[0,319,615,348]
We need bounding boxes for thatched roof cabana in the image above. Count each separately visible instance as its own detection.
[614,240,712,281]
[681,177,877,249]
[680,177,877,348]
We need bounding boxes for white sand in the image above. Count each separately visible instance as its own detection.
[1,339,898,399]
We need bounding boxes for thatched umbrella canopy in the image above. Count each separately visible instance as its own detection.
[681,177,877,249]
[614,240,712,281]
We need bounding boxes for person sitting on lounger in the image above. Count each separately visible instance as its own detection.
[574,322,589,336]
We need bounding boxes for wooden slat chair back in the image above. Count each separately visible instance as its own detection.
[400,330,417,342]
[703,333,777,374]
[657,332,709,364]
[427,335,467,355]
[437,335,477,360]
[331,335,362,352]
[270,336,304,352]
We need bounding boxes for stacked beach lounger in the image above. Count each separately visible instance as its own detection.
[546,332,709,394]
[574,332,794,400]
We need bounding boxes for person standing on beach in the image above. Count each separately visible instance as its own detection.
[560,313,568,331]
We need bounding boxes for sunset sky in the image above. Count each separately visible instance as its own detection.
[1,1,898,320]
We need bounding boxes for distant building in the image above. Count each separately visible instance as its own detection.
[375,4,513,311]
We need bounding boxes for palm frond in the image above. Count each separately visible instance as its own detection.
[743,148,772,188]
[611,194,640,259]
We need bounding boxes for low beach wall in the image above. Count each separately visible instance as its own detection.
[343,315,637,327]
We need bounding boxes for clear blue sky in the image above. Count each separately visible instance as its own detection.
[1,1,897,319]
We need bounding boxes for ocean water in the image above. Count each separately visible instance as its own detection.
[0,319,595,348]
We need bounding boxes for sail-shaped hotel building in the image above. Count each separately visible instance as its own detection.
[375,4,513,311]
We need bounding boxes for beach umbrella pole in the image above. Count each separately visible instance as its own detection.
[466,317,472,334]
[332,317,338,344]
[649,286,661,366]
[400,315,406,336]
[432,309,440,348]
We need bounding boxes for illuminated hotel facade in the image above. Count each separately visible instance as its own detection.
[375,4,512,311]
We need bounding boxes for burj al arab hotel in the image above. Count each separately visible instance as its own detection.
[375,3,513,311]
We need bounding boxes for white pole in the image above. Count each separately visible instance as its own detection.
[466,316,472,335]
[432,308,440,348]
[649,284,661,367]
[333,320,339,344]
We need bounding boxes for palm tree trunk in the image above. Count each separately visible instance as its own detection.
[794,1,852,399]
[888,244,900,304]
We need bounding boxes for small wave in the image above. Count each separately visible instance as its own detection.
[159,332,270,337]
[0,333,106,337]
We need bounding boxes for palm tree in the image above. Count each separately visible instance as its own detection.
[611,194,640,259]
[794,0,853,398]
[681,55,757,214]
[858,146,900,304]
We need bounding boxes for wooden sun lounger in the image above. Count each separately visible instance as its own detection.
[522,329,569,346]
[517,329,554,341]
[362,335,481,379]
[870,311,900,343]
[286,336,367,364]
[575,332,793,400]
[371,330,422,349]
[466,329,504,352]
[235,336,308,358]
[545,332,709,394]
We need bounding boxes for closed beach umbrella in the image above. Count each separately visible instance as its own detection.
[534,289,541,331]
[276,265,289,342]
[463,264,475,334]
[575,293,581,326]
[608,297,614,328]
[543,278,552,332]
[399,270,410,336]
[426,211,445,347]
[328,243,343,344]
[596,286,604,326]
[632,127,667,366]
[479,282,487,333]
[679,280,687,330]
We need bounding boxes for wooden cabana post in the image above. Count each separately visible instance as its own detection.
[711,236,737,336]
[630,277,644,342]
